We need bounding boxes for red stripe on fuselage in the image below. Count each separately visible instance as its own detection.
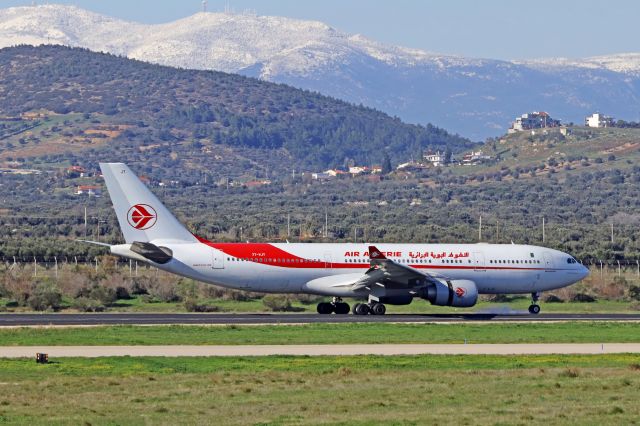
[194,235,564,272]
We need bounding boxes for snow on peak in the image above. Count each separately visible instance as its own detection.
[0,4,484,75]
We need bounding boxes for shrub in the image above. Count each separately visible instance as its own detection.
[176,279,198,301]
[184,298,220,312]
[72,297,105,312]
[148,281,180,303]
[292,293,323,305]
[130,278,149,295]
[572,293,596,303]
[262,295,292,312]
[89,285,117,305]
[28,281,62,311]
[543,294,564,303]
[629,285,640,301]
[115,286,131,300]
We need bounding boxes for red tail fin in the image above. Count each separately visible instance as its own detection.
[368,246,387,260]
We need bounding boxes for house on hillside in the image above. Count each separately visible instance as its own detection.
[348,166,369,176]
[244,179,272,188]
[325,169,347,177]
[67,165,86,177]
[508,111,561,133]
[75,185,101,196]
[396,161,427,171]
[585,113,614,128]
[461,150,491,165]
[311,172,332,181]
[424,151,451,167]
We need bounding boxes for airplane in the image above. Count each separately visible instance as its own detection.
[85,162,589,315]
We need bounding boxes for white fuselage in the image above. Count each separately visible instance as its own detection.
[114,241,589,296]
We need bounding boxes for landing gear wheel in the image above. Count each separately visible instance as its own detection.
[528,304,541,314]
[370,302,386,315]
[317,302,334,314]
[353,303,371,315]
[333,302,350,315]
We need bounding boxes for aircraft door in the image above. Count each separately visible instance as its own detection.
[212,250,225,269]
[542,252,555,270]
[473,252,486,272]
[324,253,332,269]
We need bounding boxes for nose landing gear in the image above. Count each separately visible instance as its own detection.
[528,292,541,314]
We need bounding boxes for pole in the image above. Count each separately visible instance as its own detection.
[54,256,58,279]
[496,220,499,242]
[325,208,328,238]
[478,216,482,242]
[84,206,87,237]
[95,257,98,273]
[33,256,37,277]
[611,223,614,244]
[618,260,621,277]
[129,259,133,278]
[542,217,545,243]
[287,214,290,238]
[354,227,357,243]
[600,260,603,282]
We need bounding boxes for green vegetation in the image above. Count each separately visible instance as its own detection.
[1,47,640,265]
[0,45,469,169]
[1,322,639,346]
[0,355,639,424]
[2,261,640,314]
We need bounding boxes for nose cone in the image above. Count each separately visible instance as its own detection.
[579,265,590,280]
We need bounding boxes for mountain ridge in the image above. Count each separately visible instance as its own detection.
[2,4,640,139]
[0,44,471,172]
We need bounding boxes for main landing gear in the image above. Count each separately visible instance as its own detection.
[528,292,541,314]
[352,302,386,316]
[317,297,350,315]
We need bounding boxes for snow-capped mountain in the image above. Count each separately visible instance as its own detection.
[1,4,639,139]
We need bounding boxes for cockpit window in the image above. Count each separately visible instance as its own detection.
[567,257,577,264]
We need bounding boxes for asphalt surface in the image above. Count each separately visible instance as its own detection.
[1,312,640,326]
[2,343,639,357]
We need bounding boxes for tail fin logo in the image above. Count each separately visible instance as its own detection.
[127,204,157,230]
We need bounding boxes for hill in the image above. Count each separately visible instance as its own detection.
[0,45,470,174]
[1,5,640,138]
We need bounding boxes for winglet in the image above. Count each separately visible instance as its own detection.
[368,246,387,260]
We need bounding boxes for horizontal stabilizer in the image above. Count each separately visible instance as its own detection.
[130,241,173,264]
[76,239,112,247]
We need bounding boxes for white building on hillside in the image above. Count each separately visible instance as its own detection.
[424,151,451,167]
[508,111,561,133]
[585,113,614,128]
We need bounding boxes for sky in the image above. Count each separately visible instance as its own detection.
[4,0,639,60]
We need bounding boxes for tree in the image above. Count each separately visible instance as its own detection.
[443,147,452,165]
[382,152,392,174]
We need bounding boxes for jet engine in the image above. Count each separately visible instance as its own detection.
[418,279,478,307]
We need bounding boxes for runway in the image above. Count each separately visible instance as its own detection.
[1,312,640,326]
[2,343,639,357]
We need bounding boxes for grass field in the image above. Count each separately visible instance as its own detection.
[1,322,640,346]
[0,355,639,424]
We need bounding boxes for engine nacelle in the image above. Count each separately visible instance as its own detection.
[418,279,478,307]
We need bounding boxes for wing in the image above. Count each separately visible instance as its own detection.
[350,245,442,292]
